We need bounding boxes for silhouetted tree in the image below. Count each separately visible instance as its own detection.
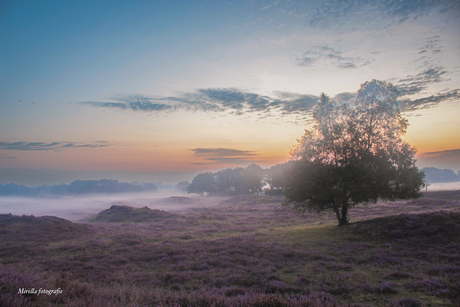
[215,168,242,195]
[68,180,98,194]
[176,181,191,194]
[187,164,266,196]
[0,180,157,196]
[285,80,425,226]
[422,167,459,183]
[187,173,217,196]
[265,161,295,196]
[236,164,264,194]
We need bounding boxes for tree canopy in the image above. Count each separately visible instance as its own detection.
[284,80,425,226]
[186,172,217,196]
[265,161,295,196]
[176,181,191,194]
[187,164,265,196]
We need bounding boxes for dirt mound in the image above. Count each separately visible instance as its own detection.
[89,205,179,223]
[0,214,92,240]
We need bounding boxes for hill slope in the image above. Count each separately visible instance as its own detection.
[88,205,179,223]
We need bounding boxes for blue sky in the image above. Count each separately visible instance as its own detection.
[1,0,459,185]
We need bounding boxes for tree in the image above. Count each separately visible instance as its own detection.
[186,172,216,196]
[422,167,459,183]
[215,168,243,195]
[176,181,191,194]
[266,161,295,195]
[284,80,425,226]
[236,164,265,194]
[187,164,266,196]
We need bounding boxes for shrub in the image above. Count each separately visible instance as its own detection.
[390,297,424,307]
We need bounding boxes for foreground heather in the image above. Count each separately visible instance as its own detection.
[1,191,459,306]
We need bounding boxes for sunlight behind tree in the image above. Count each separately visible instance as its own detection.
[285,80,425,226]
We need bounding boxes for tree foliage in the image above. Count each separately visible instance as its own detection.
[176,181,191,194]
[186,172,217,196]
[187,164,265,196]
[285,80,425,226]
[422,167,460,183]
[238,164,265,194]
[265,161,295,195]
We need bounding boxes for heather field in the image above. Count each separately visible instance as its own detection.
[1,191,460,306]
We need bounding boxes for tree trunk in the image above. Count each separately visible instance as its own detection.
[338,203,349,226]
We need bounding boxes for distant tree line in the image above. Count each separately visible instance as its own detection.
[182,164,459,198]
[422,167,460,183]
[0,179,157,197]
[185,163,296,196]
[154,182,177,191]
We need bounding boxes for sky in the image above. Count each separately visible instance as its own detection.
[1,0,459,185]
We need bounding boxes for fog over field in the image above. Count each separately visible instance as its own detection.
[1,189,460,306]
[1,182,458,223]
[0,192,223,222]
[427,182,460,191]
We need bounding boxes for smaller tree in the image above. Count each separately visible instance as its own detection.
[266,161,295,195]
[176,181,190,194]
[187,164,266,196]
[215,168,243,195]
[236,164,264,194]
[186,173,216,196]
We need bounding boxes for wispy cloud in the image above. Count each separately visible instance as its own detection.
[81,74,456,116]
[398,89,460,111]
[0,141,111,151]
[421,149,460,158]
[190,148,261,165]
[260,5,271,11]
[333,92,356,104]
[82,95,172,112]
[396,66,448,96]
[417,35,443,55]
[272,92,320,114]
[307,0,458,28]
[192,148,255,157]
[418,149,460,171]
[418,149,460,169]
[295,46,374,69]
[81,88,322,117]
[388,64,459,111]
